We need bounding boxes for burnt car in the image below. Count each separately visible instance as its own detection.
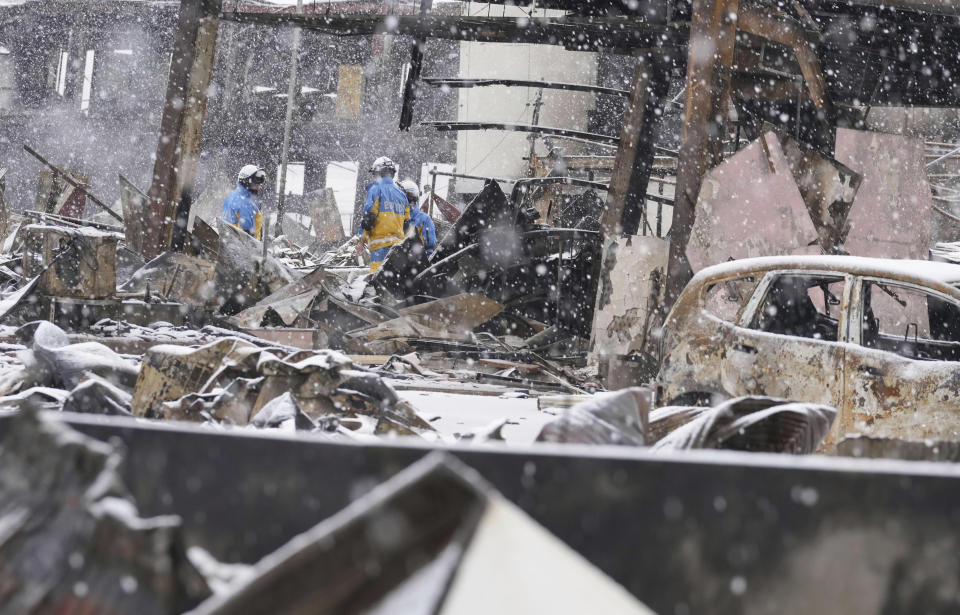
[657,255,960,446]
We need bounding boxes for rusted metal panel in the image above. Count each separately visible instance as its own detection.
[835,128,934,260]
[667,0,739,305]
[686,132,819,272]
[721,325,845,447]
[145,0,222,260]
[840,344,960,442]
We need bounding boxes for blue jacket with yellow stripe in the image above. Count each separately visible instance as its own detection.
[358,177,410,251]
[221,185,263,240]
[410,208,437,255]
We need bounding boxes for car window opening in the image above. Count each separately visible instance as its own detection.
[702,277,756,323]
[751,274,843,342]
[862,281,960,361]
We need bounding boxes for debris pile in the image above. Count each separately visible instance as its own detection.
[132,336,435,437]
[0,409,210,614]
[0,143,869,457]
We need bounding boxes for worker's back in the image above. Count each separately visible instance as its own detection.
[221,184,262,239]
[360,177,409,251]
[409,208,437,255]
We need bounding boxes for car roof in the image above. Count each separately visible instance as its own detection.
[693,255,960,288]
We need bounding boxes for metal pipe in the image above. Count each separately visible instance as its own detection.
[429,169,515,183]
[429,169,438,218]
[927,145,960,168]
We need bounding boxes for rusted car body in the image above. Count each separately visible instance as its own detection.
[657,255,960,446]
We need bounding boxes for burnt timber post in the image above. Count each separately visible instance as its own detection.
[145,0,222,259]
[398,0,434,131]
[599,55,670,237]
[665,0,739,305]
[588,53,671,372]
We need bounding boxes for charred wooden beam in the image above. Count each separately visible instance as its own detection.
[737,6,833,120]
[218,11,686,52]
[421,121,622,146]
[422,78,630,97]
[146,0,222,259]
[398,0,432,131]
[666,0,739,306]
[599,55,671,237]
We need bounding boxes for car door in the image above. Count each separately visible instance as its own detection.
[658,274,759,404]
[842,276,960,441]
[720,271,849,432]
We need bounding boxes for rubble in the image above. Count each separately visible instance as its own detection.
[186,453,655,615]
[0,409,210,614]
[131,335,435,437]
[1,0,960,608]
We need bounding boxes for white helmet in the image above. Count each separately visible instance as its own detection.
[370,156,397,175]
[399,179,420,201]
[238,164,266,188]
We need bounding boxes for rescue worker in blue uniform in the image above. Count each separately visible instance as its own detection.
[358,157,410,272]
[399,179,436,257]
[221,164,265,240]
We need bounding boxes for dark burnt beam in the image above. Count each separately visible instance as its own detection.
[146,0,221,259]
[423,78,630,97]
[219,11,687,52]
[421,121,622,146]
[810,0,960,17]
[666,0,739,306]
[600,54,671,237]
[737,7,832,120]
[398,0,432,131]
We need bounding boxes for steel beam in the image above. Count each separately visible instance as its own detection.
[218,11,685,52]
[666,0,740,306]
[145,0,222,259]
[599,55,671,237]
